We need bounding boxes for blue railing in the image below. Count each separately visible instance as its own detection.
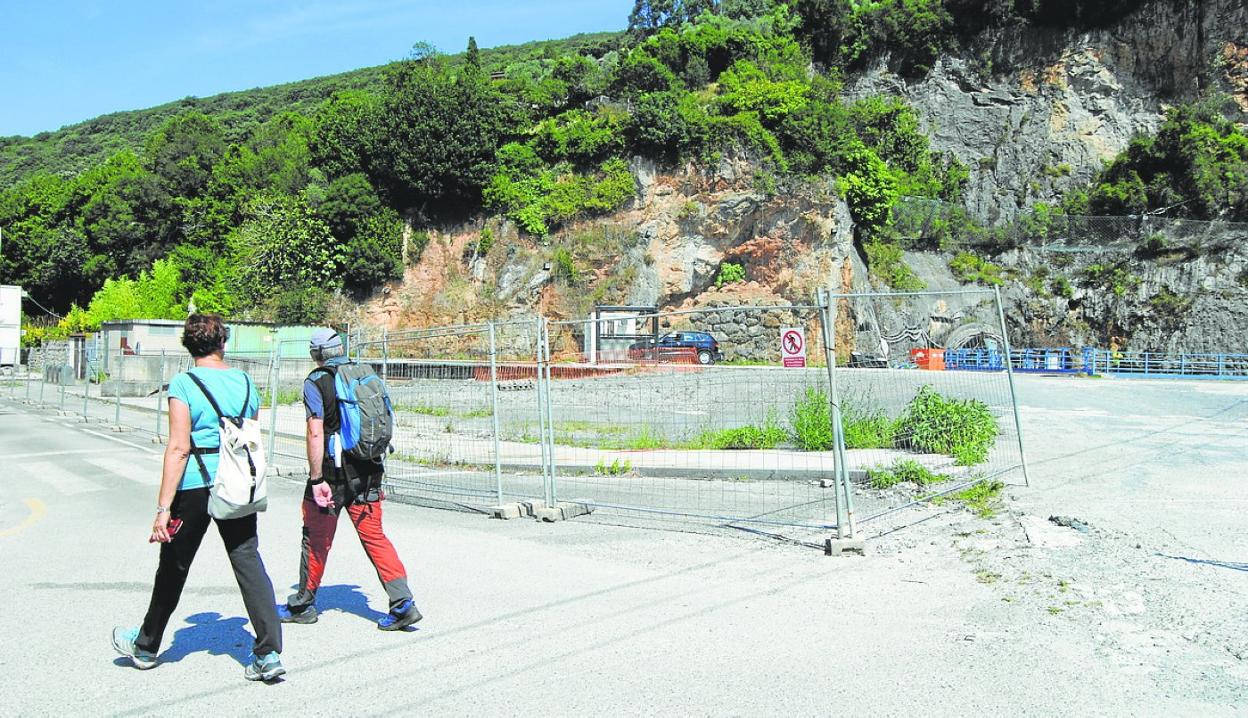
[944,348,1078,374]
[1080,349,1248,380]
[939,347,1248,379]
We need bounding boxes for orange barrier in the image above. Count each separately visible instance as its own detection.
[910,348,945,371]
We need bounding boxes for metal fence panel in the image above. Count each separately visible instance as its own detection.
[829,288,1027,529]
[359,326,509,510]
[540,304,844,532]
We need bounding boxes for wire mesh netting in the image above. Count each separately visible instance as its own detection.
[5,289,1029,542]
[837,289,1027,528]
[890,196,1248,253]
[542,304,843,532]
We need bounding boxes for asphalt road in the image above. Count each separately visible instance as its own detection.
[0,381,1245,716]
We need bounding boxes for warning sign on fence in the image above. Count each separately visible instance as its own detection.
[780,327,806,368]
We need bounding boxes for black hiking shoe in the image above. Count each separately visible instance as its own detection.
[377,599,422,631]
[277,604,318,624]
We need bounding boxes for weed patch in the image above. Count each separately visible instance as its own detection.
[625,426,665,450]
[952,480,1004,518]
[396,403,452,417]
[867,459,951,489]
[896,386,998,465]
[842,402,898,449]
[261,388,304,408]
[691,414,787,450]
[594,458,632,476]
[791,387,833,451]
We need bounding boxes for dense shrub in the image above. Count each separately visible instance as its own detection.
[532,109,628,165]
[792,387,834,451]
[795,0,954,77]
[948,252,1004,286]
[341,212,404,296]
[864,239,926,291]
[838,147,900,230]
[267,285,332,325]
[715,261,746,286]
[1077,98,1248,221]
[484,144,636,236]
[896,386,998,465]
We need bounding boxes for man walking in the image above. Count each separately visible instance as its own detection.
[278,329,422,631]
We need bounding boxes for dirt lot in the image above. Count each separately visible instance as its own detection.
[871,374,1248,707]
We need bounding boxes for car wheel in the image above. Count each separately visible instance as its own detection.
[698,350,712,365]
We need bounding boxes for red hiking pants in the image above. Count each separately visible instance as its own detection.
[288,498,411,611]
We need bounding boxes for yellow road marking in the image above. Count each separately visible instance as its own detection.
[0,499,46,538]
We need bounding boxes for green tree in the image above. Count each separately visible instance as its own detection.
[318,172,385,240]
[309,90,382,181]
[795,0,953,77]
[612,49,681,95]
[229,193,342,302]
[625,91,709,161]
[838,146,900,231]
[144,112,227,199]
[370,48,515,212]
[84,259,187,325]
[76,151,173,280]
[629,0,680,33]
[166,243,240,316]
[341,211,404,295]
[1083,98,1248,220]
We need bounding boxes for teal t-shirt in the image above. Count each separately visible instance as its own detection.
[168,367,259,491]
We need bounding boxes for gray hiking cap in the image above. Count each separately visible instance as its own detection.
[309,328,342,351]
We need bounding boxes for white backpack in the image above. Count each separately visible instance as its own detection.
[186,372,268,519]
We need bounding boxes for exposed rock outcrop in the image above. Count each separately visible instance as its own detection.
[849,0,1248,223]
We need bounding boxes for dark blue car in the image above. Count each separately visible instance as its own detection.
[628,331,722,365]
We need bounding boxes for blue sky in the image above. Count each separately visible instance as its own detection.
[0,0,632,137]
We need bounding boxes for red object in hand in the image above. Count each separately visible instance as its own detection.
[149,518,183,543]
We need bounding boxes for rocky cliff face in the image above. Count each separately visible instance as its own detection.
[850,0,1248,224]
[996,229,1248,354]
[369,0,1248,357]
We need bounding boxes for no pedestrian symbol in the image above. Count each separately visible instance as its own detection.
[781,328,806,368]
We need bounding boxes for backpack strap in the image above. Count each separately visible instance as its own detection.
[187,371,252,422]
[186,372,227,421]
[184,370,257,483]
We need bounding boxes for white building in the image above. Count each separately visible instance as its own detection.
[0,285,21,367]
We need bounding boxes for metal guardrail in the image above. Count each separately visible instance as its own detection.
[944,348,1079,375]
[942,347,1248,380]
[1081,349,1248,380]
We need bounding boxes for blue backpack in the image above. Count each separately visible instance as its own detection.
[325,363,394,461]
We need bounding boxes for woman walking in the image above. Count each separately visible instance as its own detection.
[111,313,284,681]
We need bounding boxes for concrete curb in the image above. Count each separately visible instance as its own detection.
[824,538,867,556]
[488,499,596,522]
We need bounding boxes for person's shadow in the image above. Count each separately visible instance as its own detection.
[111,586,403,670]
[112,612,254,670]
[158,612,255,665]
[312,584,390,624]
